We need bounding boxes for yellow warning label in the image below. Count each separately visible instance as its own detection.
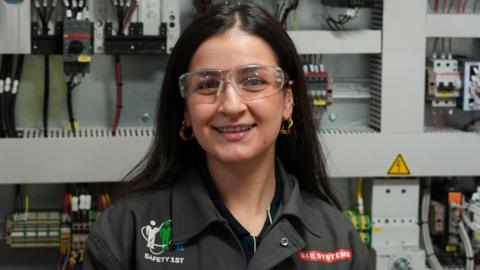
[66,121,80,130]
[387,154,411,175]
[313,98,326,106]
[445,244,457,252]
[78,55,91,63]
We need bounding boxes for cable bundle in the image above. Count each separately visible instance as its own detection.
[111,0,137,136]
[34,0,56,137]
[434,0,476,13]
[0,55,24,138]
[63,0,88,20]
[421,187,445,270]
[274,0,299,27]
[326,8,360,31]
[421,183,477,270]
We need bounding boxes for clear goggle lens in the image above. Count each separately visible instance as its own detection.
[179,65,286,104]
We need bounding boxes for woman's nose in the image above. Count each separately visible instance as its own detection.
[216,81,247,116]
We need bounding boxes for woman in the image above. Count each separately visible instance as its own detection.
[84,3,369,270]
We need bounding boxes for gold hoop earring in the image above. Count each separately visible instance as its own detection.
[179,121,194,141]
[280,118,294,135]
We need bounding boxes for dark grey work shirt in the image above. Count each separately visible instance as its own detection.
[83,161,369,270]
[195,152,283,265]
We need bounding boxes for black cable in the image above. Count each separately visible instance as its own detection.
[66,73,81,136]
[36,1,51,137]
[449,38,452,54]
[4,55,14,138]
[67,74,76,136]
[280,0,299,26]
[43,55,50,137]
[433,38,439,54]
[14,184,22,213]
[463,115,480,131]
[0,55,7,138]
[1,55,13,138]
[8,93,17,138]
[9,55,24,138]
[0,93,4,138]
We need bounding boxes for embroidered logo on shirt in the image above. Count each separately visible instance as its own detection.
[298,249,352,263]
[141,219,172,255]
[141,219,184,264]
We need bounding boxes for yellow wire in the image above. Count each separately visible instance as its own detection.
[25,195,29,215]
[356,177,364,214]
[104,184,111,205]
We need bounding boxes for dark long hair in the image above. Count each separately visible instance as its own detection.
[120,3,341,209]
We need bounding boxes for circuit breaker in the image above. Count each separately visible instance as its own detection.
[426,57,462,108]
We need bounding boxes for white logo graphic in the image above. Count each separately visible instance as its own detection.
[141,220,170,255]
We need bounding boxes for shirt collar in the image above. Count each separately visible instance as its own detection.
[276,160,326,238]
[170,156,327,243]
[171,161,224,243]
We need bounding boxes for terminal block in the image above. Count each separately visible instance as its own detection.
[6,212,62,247]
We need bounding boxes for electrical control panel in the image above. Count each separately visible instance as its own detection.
[302,55,334,124]
[458,59,480,111]
[367,179,421,248]
[2,1,480,269]
[321,0,377,7]
[426,57,462,108]
[375,246,426,270]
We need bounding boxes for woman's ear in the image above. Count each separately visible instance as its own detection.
[282,83,294,119]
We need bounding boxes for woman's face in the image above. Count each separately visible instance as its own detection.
[184,28,293,164]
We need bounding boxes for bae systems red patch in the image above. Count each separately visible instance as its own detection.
[298,249,352,263]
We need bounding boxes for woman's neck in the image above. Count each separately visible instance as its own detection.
[206,152,276,236]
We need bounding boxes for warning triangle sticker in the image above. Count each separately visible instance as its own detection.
[387,154,411,175]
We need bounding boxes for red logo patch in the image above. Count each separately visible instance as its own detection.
[298,249,352,263]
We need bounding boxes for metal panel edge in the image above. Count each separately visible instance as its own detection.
[288,30,382,54]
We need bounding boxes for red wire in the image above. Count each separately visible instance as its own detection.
[462,0,468,12]
[457,0,462,12]
[112,58,123,136]
[122,2,138,34]
[435,0,439,12]
[443,0,448,13]
[63,184,70,214]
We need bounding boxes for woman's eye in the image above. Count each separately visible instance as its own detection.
[243,76,267,87]
[197,80,220,91]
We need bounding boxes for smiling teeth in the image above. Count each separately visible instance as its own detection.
[217,126,253,132]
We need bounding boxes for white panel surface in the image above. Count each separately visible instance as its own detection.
[0,137,152,184]
[427,15,480,38]
[0,0,31,54]
[1,130,480,183]
[380,0,426,133]
[321,131,480,177]
[288,30,382,54]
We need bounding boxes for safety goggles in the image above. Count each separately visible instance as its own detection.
[178,64,288,104]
